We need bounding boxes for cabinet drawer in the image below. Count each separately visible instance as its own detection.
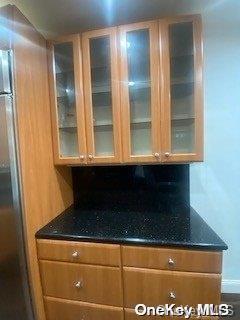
[124,267,221,308]
[122,246,222,273]
[40,260,123,306]
[37,239,120,266]
[124,309,216,320]
[44,297,124,320]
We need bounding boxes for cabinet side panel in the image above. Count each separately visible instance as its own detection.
[12,7,73,320]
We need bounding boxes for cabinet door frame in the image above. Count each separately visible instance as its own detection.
[160,15,203,163]
[48,34,87,165]
[119,20,161,164]
[82,27,122,164]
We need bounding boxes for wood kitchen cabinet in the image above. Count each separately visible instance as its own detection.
[37,240,222,320]
[82,28,122,164]
[48,35,87,165]
[160,15,203,162]
[48,15,203,165]
[119,21,161,163]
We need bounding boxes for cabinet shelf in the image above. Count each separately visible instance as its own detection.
[59,126,77,133]
[131,118,151,125]
[93,120,113,127]
[171,79,194,86]
[92,84,111,94]
[171,115,195,121]
[128,80,150,90]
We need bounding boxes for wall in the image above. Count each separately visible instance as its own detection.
[185,0,240,293]
[0,0,44,31]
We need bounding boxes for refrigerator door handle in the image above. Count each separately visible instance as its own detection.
[0,50,11,94]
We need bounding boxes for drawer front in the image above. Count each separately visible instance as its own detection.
[122,246,222,273]
[44,297,124,320]
[124,309,216,320]
[124,267,221,308]
[40,260,123,306]
[37,239,120,266]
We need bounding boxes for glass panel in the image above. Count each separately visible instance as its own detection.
[90,36,114,156]
[169,22,195,153]
[54,42,78,157]
[126,29,152,155]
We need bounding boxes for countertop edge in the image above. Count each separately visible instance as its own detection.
[35,232,228,251]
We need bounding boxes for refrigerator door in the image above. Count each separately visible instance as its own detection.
[0,95,33,319]
[0,50,11,94]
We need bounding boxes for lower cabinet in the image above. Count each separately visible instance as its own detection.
[124,309,216,320]
[40,260,123,306]
[37,240,222,320]
[44,297,124,320]
[123,267,221,308]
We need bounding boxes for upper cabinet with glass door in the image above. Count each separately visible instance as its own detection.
[119,21,161,163]
[160,15,203,162]
[82,28,121,164]
[48,35,87,165]
[48,15,203,166]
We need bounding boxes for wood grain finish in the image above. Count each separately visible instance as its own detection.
[40,260,123,306]
[122,245,222,273]
[119,20,161,163]
[38,241,223,319]
[47,15,203,165]
[48,34,87,165]
[37,239,121,266]
[12,6,73,320]
[160,14,203,162]
[123,267,221,308]
[125,309,216,320]
[82,27,122,164]
[44,296,124,320]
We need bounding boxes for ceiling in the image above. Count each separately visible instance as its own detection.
[0,0,227,38]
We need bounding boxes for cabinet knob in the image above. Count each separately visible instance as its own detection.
[164,152,170,157]
[88,154,93,160]
[154,152,160,158]
[168,258,175,267]
[169,292,176,300]
[75,280,83,289]
[79,155,85,160]
[72,251,79,258]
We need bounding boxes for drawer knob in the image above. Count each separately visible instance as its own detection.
[72,251,79,258]
[75,281,83,289]
[169,291,176,300]
[168,258,175,266]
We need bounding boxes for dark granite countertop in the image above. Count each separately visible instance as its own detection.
[36,205,227,251]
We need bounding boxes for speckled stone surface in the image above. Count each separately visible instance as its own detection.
[36,206,227,251]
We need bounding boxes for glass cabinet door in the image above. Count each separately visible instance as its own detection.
[119,21,160,163]
[49,35,86,164]
[161,16,203,162]
[82,28,121,164]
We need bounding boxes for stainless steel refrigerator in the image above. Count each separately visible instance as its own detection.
[0,50,34,319]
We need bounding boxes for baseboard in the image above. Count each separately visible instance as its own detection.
[222,279,240,293]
